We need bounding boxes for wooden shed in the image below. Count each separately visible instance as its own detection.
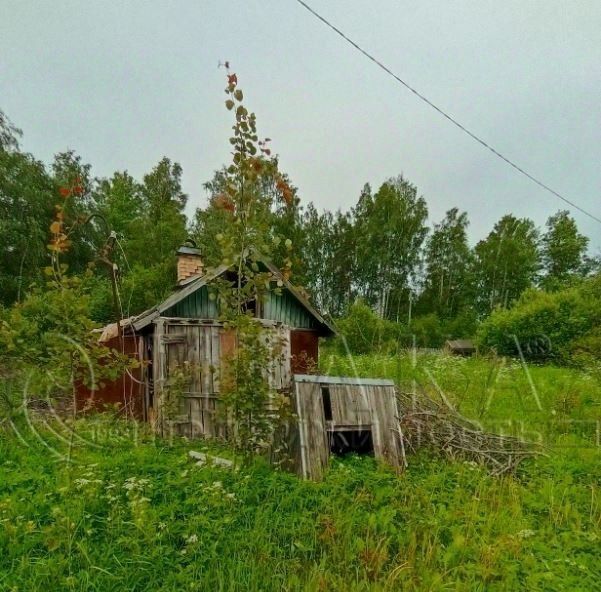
[444,339,476,356]
[78,245,335,436]
[290,375,402,480]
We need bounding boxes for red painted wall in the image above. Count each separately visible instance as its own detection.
[75,335,145,419]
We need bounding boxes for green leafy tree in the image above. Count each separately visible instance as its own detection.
[0,152,53,305]
[0,109,21,151]
[196,68,295,459]
[0,113,55,305]
[300,206,357,317]
[335,300,402,354]
[125,158,187,269]
[541,210,589,290]
[299,203,355,316]
[0,276,129,400]
[88,163,187,319]
[193,158,302,275]
[93,171,144,241]
[419,208,474,319]
[1,179,134,423]
[474,215,540,313]
[477,275,601,363]
[50,151,98,274]
[354,177,428,318]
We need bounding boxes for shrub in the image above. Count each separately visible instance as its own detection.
[335,300,403,354]
[477,276,601,363]
[0,276,133,423]
[409,313,444,348]
[335,305,480,353]
[443,308,479,341]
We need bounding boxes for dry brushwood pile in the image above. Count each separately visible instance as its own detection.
[395,389,543,475]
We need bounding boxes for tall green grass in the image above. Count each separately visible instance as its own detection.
[1,353,600,591]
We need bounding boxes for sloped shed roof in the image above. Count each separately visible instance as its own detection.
[129,257,335,336]
[445,339,476,352]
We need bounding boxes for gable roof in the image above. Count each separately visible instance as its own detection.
[129,257,335,336]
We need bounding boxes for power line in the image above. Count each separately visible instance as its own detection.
[294,0,601,226]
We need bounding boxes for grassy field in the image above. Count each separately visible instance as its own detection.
[1,352,600,591]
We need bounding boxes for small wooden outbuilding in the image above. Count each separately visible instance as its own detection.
[444,339,476,356]
[290,375,402,480]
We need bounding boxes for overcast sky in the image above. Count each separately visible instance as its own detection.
[2,1,600,250]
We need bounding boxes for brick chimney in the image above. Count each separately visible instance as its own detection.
[176,242,204,284]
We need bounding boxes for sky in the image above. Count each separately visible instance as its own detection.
[1,0,600,251]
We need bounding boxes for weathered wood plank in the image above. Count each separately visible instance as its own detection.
[294,381,329,480]
[153,318,166,435]
[294,375,395,386]
[211,326,221,393]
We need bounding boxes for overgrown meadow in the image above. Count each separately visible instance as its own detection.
[2,352,600,591]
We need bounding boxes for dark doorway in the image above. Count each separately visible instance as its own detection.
[290,330,319,374]
[329,430,374,456]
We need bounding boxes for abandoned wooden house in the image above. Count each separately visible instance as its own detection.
[78,244,403,478]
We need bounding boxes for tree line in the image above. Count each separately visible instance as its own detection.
[1,108,597,339]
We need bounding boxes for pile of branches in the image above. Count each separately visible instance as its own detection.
[395,389,543,475]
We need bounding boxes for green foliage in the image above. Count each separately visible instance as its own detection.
[335,300,402,354]
[0,109,21,151]
[93,171,145,240]
[133,157,188,266]
[87,261,175,323]
[443,307,479,340]
[50,150,99,273]
[300,205,356,317]
[474,215,540,313]
[162,362,199,421]
[354,177,429,318]
[408,313,446,348]
[336,302,479,353]
[541,210,590,290]
[194,159,303,276]
[569,326,601,368]
[219,315,290,456]
[2,105,598,341]
[0,275,132,422]
[477,276,601,362]
[0,108,188,320]
[199,68,295,460]
[419,207,474,318]
[0,135,55,305]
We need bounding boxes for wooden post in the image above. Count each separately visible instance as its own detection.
[153,318,167,436]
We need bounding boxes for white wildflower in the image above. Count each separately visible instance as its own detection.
[517,529,535,539]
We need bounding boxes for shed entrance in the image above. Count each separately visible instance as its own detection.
[329,429,374,456]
